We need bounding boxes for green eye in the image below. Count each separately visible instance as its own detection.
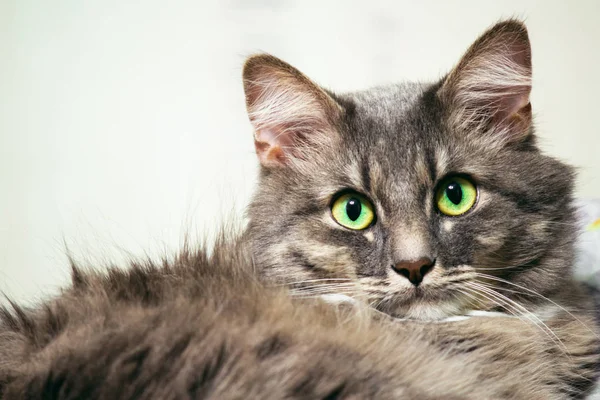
[436,176,477,216]
[331,193,375,230]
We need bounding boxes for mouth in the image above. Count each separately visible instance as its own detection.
[318,288,494,322]
[412,286,426,298]
[370,286,472,320]
[308,272,479,321]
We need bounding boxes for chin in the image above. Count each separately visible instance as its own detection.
[401,302,464,321]
[377,293,466,321]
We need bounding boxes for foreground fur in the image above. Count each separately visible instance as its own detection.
[0,235,599,399]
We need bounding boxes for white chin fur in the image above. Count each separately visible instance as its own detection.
[319,293,358,305]
[319,294,513,323]
[396,310,513,323]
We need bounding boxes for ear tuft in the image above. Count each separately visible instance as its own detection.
[439,20,533,144]
[243,54,341,168]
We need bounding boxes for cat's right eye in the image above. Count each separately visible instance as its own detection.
[331,192,375,230]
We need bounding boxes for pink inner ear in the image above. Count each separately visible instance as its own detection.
[496,40,531,121]
[243,55,342,168]
[254,127,296,167]
[504,89,530,115]
[493,98,532,137]
[496,86,531,122]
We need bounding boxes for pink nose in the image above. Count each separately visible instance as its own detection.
[391,257,435,286]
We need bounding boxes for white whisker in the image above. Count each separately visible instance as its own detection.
[473,273,600,339]
[272,278,353,287]
[465,282,569,355]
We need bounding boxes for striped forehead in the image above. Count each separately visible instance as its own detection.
[360,144,451,222]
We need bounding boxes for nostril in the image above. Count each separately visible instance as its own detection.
[420,259,435,278]
[391,257,436,286]
[396,268,410,279]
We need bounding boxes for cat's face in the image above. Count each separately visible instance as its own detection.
[244,21,576,320]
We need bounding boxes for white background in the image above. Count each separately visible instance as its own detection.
[1,0,599,303]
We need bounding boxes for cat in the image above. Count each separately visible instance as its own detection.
[1,19,599,399]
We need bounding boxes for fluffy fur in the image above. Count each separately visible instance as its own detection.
[0,235,598,399]
[1,19,599,399]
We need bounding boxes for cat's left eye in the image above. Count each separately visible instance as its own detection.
[331,192,375,230]
[435,176,477,216]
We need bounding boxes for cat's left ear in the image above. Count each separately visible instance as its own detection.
[243,54,342,168]
[438,20,532,144]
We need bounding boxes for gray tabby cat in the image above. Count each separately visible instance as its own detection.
[1,20,598,399]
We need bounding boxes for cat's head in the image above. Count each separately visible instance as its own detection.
[243,20,576,320]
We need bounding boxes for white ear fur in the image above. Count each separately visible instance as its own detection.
[243,54,341,168]
[439,20,533,144]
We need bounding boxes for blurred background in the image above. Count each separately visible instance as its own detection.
[1,0,599,304]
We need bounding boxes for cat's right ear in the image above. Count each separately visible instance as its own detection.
[243,54,342,168]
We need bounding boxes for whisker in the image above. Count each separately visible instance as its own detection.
[471,265,522,271]
[470,282,523,295]
[368,296,387,314]
[289,288,358,298]
[472,282,597,386]
[273,278,353,287]
[452,287,490,310]
[465,282,569,354]
[473,273,600,339]
[462,285,559,349]
[362,288,389,295]
[290,287,357,296]
[290,283,357,290]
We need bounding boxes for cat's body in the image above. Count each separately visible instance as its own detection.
[1,20,599,399]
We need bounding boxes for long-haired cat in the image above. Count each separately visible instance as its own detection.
[1,20,599,399]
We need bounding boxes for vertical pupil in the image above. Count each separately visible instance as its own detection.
[346,198,362,221]
[446,182,463,205]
